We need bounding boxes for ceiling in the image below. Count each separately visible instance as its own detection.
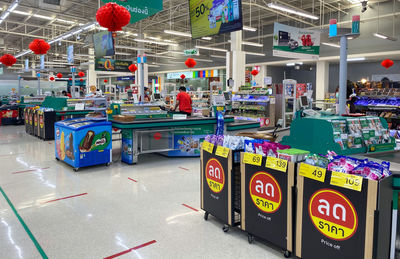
[0,0,398,73]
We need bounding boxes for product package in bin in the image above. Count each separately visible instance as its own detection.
[55,118,112,171]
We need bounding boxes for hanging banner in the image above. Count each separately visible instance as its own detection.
[67,45,74,64]
[272,22,320,60]
[101,0,163,24]
[95,58,133,72]
[25,59,29,71]
[189,0,243,39]
[40,55,45,70]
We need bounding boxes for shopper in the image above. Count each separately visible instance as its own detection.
[172,86,192,116]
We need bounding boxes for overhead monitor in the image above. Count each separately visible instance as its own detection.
[153,93,161,100]
[189,0,243,39]
[93,31,115,58]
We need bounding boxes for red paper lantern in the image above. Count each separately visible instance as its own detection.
[80,79,84,82]
[68,78,72,81]
[128,64,137,73]
[29,39,50,55]
[104,79,108,83]
[78,71,85,77]
[0,54,17,67]
[251,69,259,76]
[180,74,186,80]
[56,73,63,79]
[185,58,197,68]
[381,59,394,69]
[96,3,131,32]
[49,76,55,81]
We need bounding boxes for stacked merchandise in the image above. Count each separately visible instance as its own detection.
[304,152,392,181]
[231,92,270,123]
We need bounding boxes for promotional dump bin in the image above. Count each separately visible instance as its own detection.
[55,118,112,171]
[201,142,242,232]
[38,110,56,140]
[296,163,393,259]
[240,153,295,258]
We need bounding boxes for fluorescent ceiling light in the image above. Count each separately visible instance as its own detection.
[195,45,228,52]
[164,30,192,38]
[147,36,160,41]
[202,37,212,40]
[33,14,54,20]
[194,58,213,62]
[115,52,132,56]
[347,57,365,61]
[245,51,266,56]
[56,18,75,24]
[347,0,362,4]
[115,45,149,51]
[210,55,226,59]
[12,10,30,15]
[0,0,19,24]
[163,39,175,43]
[267,2,319,20]
[322,42,340,48]
[286,62,303,66]
[135,38,178,46]
[373,33,397,41]
[243,26,257,32]
[229,40,263,47]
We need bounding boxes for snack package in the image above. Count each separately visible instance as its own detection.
[305,154,329,168]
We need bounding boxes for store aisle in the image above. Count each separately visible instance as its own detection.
[0,126,285,259]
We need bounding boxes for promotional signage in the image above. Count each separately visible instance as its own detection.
[205,158,225,193]
[102,0,163,24]
[93,31,115,58]
[167,70,219,79]
[184,48,199,56]
[67,45,74,64]
[241,154,294,255]
[273,22,320,59]
[189,0,243,39]
[95,58,133,72]
[116,76,135,81]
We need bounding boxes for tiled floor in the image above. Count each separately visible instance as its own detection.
[0,126,286,259]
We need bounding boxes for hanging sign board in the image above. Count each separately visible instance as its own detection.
[95,58,133,72]
[101,0,163,24]
[272,22,320,60]
[184,48,199,56]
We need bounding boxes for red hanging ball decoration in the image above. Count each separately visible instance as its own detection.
[251,69,259,76]
[56,73,63,79]
[128,64,137,73]
[180,74,186,80]
[29,39,50,55]
[78,71,85,77]
[185,58,197,68]
[68,78,72,81]
[104,79,108,83]
[381,59,394,69]
[96,3,131,32]
[80,79,84,82]
[0,54,17,67]
[49,76,55,81]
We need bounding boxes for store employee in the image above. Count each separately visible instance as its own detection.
[172,86,192,116]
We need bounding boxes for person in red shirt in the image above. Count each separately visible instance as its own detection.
[172,86,192,116]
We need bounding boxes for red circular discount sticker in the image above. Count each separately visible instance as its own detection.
[205,158,225,193]
[249,172,282,213]
[309,189,358,241]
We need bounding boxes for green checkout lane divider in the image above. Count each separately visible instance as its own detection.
[0,186,48,259]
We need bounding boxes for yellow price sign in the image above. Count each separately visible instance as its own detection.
[243,153,263,166]
[215,146,230,158]
[202,141,214,154]
[217,106,224,111]
[265,156,288,173]
[330,171,363,192]
[113,105,119,109]
[299,163,326,182]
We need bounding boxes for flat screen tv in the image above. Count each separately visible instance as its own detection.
[189,0,243,39]
[93,31,115,58]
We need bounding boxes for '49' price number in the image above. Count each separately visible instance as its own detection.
[299,163,326,182]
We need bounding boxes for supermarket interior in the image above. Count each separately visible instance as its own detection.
[0,0,400,258]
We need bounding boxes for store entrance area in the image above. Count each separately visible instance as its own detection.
[0,125,284,259]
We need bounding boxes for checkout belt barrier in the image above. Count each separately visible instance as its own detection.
[200,148,393,259]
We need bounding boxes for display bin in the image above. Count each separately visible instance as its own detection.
[55,118,112,171]
[33,109,39,136]
[295,163,393,259]
[38,111,56,140]
[240,153,295,258]
[24,107,31,134]
[0,105,19,125]
[200,143,242,232]
[27,108,35,135]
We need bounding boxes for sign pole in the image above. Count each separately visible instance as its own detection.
[338,35,348,115]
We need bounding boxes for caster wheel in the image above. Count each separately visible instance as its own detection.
[55,157,59,161]
[222,224,229,233]
[106,162,111,167]
[73,168,79,172]
[283,250,291,258]
[204,212,209,221]
[248,234,255,244]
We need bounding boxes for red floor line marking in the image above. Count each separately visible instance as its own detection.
[179,166,189,171]
[42,193,88,204]
[182,203,199,212]
[12,167,50,174]
[104,240,157,259]
[128,177,137,182]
